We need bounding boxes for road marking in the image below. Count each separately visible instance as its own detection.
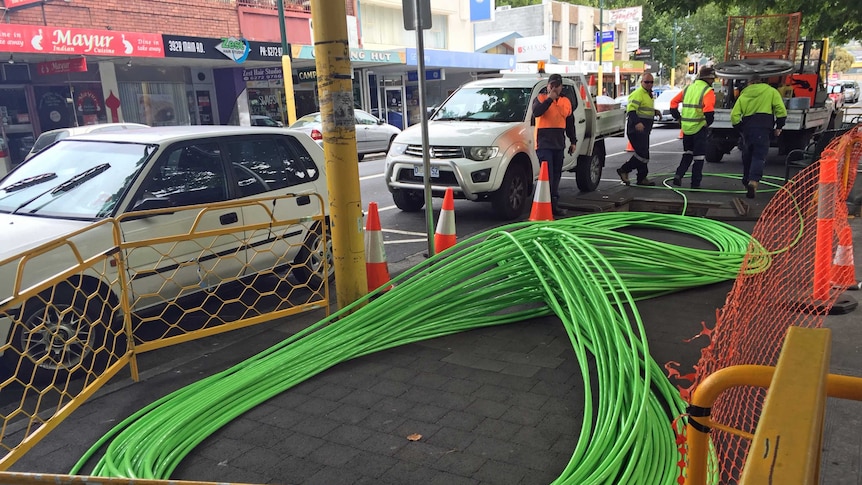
[382,228,426,236]
[360,173,385,181]
[378,204,397,212]
[607,138,681,158]
[384,238,428,244]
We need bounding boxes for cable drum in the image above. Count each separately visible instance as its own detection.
[713,59,794,80]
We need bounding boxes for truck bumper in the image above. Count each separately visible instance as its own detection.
[385,155,506,201]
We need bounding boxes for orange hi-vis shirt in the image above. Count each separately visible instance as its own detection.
[533,93,572,150]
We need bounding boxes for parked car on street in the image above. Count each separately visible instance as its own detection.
[251,115,284,127]
[290,109,401,160]
[839,80,859,104]
[653,88,683,124]
[828,83,846,109]
[0,126,331,381]
[614,95,629,110]
[25,122,150,161]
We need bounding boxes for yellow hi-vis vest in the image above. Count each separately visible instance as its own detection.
[680,80,711,135]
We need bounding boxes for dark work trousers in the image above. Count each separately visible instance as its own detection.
[740,127,771,184]
[675,127,709,187]
[619,126,651,182]
[536,148,564,207]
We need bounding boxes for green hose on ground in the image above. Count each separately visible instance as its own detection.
[71,212,758,484]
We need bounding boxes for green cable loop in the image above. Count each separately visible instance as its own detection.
[69,212,776,484]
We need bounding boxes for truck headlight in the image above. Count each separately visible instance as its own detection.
[465,146,499,161]
[388,142,407,157]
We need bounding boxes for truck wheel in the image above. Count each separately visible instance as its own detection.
[392,189,424,212]
[492,164,530,220]
[575,143,605,192]
[705,143,724,163]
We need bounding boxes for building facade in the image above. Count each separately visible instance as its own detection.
[0,0,514,169]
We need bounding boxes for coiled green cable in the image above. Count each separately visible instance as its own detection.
[71,212,761,484]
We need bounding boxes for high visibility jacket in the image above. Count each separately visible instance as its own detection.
[532,93,572,150]
[627,86,655,120]
[730,83,787,131]
[672,80,715,135]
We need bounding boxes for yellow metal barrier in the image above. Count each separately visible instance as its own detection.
[685,327,862,484]
[0,193,329,471]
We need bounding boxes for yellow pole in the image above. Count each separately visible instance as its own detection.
[311,0,368,308]
[282,55,297,126]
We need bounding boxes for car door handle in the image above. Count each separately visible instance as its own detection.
[297,195,311,206]
[579,119,586,124]
[220,212,238,225]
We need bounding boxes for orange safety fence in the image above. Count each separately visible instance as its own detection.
[679,124,862,483]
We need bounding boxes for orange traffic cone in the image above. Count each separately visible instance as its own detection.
[832,225,856,287]
[626,140,634,151]
[364,202,392,292]
[529,161,554,221]
[434,188,457,252]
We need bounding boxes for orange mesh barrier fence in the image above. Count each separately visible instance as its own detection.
[681,124,862,483]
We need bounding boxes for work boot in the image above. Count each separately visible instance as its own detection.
[746,180,758,199]
[616,168,630,186]
[636,178,656,186]
[672,176,682,186]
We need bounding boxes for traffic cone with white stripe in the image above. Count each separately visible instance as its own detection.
[434,188,457,252]
[529,161,554,221]
[832,225,856,287]
[365,202,392,292]
[626,140,634,151]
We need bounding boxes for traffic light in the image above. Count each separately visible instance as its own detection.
[688,62,698,75]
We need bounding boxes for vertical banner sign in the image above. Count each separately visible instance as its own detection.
[470,0,493,22]
[595,31,614,63]
[626,23,639,53]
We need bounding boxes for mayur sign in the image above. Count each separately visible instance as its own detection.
[514,36,550,63]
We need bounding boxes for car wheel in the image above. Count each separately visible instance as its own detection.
[292,222,334,288]
[492,163,530,220]
[576,142,605,192]
[392,189,425,212]
[4,281,118,383]
[386,135,397,153]
[705,142,725,163]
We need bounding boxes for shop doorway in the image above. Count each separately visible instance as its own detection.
[383,87,404,129]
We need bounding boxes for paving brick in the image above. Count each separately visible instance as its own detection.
[292,414,342,438]
[326,403,373,425]
[440,377,483,395]
[394,440,453,467]
[411,371,451,389]
[343,450,399,478]
[294,396,342,416]
[268,454,326,483]
[357,430,408,456]
[379,365,419,382]
[437,410,483,432]
[307,441,362,467]
[305,466,364,485]
[471,458,526,485]
[403,402,450,422]
[360,410,407,434]
[379,461,442,483]
[368,379,411,397]
[272,432,326,458]
[338,388,387,408]
[465,397,510,419]
[425,426,476,450]
[432,448,488,476]
[309,382,357,401]
[499,405,544,426]
[324,423,372,446]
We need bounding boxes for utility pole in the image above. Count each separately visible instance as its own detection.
[311,0,367,308]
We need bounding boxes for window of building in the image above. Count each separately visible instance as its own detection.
[552,21,561,45]
[569,23,578,48]
[360,4,447,49]
[615,30,623,50]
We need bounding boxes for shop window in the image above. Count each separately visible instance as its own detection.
[118,82,191,126]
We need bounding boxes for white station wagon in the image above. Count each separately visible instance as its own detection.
[0,126,331,380]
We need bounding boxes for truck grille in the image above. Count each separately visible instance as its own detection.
[396,168,459,186]
[405,145,464,159]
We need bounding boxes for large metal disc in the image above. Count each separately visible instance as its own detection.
[713,59,794,80]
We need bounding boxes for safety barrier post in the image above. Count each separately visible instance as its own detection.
[812,153,838,301]
[739,327,831,484]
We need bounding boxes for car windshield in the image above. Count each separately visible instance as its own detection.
[431,87,532,122]
[0,139,155,219]
[829,84,842,94]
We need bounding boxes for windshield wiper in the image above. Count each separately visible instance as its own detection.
[51,163,111,195]
[1,172,58,193]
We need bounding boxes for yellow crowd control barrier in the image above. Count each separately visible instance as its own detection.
[685,327,862,484]
[0,193,329,470]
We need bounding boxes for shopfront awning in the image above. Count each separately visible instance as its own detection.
[404,48,515,71]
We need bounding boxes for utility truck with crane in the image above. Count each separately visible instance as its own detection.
[706,13,838,163]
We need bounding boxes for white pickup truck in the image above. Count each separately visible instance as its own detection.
[384,74,626,219]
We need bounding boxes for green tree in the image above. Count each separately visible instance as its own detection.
[830,45,855,73]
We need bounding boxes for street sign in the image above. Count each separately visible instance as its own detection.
[633,47,652,60]
[403,0,431,31]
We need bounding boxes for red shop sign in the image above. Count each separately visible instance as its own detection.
[0,23,164,57]
[4,0,43,8]
[36,57,88,75]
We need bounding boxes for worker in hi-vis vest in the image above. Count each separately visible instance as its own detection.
[670,66,716,189]
[532,73,573,216]
[731,75,787,199]
[617,73,661,186]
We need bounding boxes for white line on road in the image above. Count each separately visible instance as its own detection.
[384,239,428,244]
[382,228,427,236]
[607,138,681,158]
[360,173,385,181]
